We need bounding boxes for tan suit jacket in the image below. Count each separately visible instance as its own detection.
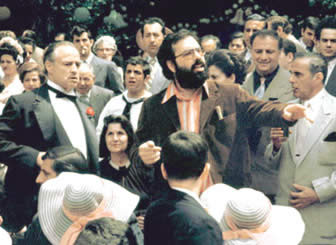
[242,67,295,195]
[265,91,336,244]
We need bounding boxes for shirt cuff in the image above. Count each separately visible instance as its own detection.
[312,172,336,202]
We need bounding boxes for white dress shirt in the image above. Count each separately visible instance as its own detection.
[48,80,87,157]
[96,90,151,139]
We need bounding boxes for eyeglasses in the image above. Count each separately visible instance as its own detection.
[175,48,205,59]
[96,48,116,52]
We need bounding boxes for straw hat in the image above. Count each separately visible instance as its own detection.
[201,184,305,245]
[38,172,139,245]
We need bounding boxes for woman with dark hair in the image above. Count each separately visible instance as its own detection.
[99,114,135,185]
[0,39,24,112]
[18,62,45,91]
[206,49,247,85]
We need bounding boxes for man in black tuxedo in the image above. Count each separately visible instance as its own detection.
[0,41,99,231]
[71,25,124,94]
[144,131,223,245]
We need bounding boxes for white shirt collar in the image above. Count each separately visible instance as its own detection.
[76,89,91,98]
[171,186,205,208]
[302,88,326,116]
[83,52,94,64]
[109,159,130,170]
[47,80,76,96]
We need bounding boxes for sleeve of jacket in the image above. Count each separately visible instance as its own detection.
[106,62,124,94]
[0,96,39,169]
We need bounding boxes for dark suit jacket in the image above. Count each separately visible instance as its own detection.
[144,188,223,245]
[127,82,293,198]
[326,65,336,96]
[90,55,124,94]
[0,84,99,197]
[88,85,114,126]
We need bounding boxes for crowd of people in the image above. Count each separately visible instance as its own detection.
[0,12,335,245]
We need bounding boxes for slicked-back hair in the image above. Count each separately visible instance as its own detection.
[315,16,336,40]
[282,39,296,55]
[201,35,221,49]
[124,56,151,77]
[301,16,320,32]
[99,115,135,158]
[250,30,282,50]
[158,29,199,80]
[294,52,328,84]
[162,131,208,180]
[207,49,246,84]
[229,31,245,46]
[43,41,76,66]
[141,17,165,36]
[246,14,266,22]
[267,16,291,34]
[70,25,93,40]
[42,146,89,175]
[75,217,136,245]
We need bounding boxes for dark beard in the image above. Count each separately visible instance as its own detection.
[174,59,208,89]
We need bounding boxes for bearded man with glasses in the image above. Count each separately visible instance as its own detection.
[127,29,310,203]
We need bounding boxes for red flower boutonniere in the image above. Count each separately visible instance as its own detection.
[86,107,95,118]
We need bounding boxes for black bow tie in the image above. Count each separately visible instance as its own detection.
[47,85,77,103]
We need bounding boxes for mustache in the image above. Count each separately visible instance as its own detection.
[191,59,206,70]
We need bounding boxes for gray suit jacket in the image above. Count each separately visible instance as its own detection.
[242,67,295,195]
[265,90,336,244]
[90,55,124,94]
[325,65,336,96]
[88,85,114,126]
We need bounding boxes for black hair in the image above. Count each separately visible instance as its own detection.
[162,131,208,180]
[141,17,165,36]
[99,115,135,158]
[207,49,246,84]
[282,39,296,55]
[157,29,199,80]
[75,217,137,245]
[70,25,93,40]
[124,56,151,77]
[301,16,320,32]
[315,16,336,40]
[42,146,89,175]
[250,30,283,50]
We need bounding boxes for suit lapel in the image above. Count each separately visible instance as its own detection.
[200,82,219,132]
[90,55,103,75]
[162,95,180,130]
[33,85,58,142]
[295,94,335,165]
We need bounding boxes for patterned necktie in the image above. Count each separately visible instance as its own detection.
[121,95,144,120]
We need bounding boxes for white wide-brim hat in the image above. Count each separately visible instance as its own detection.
[0,227,12,245]
[200,184,305,245]
[38,172,139,245]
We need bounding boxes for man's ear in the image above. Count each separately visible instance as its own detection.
[199,163,211,194]
[144,74,151,85]
[228,73,236,83]
[313,71,324,84]
[161,163,168,180]
[200,163,210,182]
[166,60,176,73]
[287,52,294,62]
[45,60,53,74]
[301,28,305,36]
